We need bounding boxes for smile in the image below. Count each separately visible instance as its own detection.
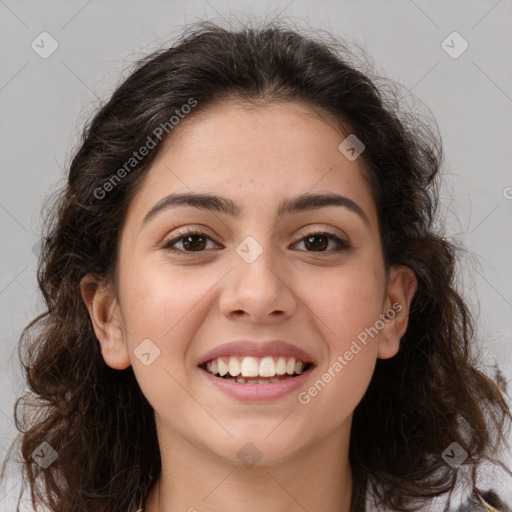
[202,356,311,384]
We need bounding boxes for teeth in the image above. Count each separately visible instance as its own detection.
[259,356,276,377]
[276,357,287,375]
[228,356,241,377]
[217,358,229,376]
[204,355,308,379]
[240,356,259,377]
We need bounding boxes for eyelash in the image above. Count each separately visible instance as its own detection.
[161,228,351,255]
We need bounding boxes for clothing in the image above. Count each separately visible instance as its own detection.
[365,459,512,511]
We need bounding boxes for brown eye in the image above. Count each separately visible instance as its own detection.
[303,234,329,251]
[295,231,350,253]
[162,230,218,253]
[180,234,207,251]
[162,229,350,255]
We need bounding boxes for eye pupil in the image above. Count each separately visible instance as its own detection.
[184,235,206,251]
[305,235,328,251]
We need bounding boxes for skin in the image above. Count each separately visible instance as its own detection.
[81,100,417,512]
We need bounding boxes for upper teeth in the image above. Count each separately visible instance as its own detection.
[205,356,306,378]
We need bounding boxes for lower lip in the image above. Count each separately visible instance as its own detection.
[198,366,314,401]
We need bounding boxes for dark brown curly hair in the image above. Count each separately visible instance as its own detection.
[2,18,510,512]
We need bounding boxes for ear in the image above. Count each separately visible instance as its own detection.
[377,265,418,359]
[80,274,131,370]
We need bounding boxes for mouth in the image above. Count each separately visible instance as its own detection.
[200,355,314,384]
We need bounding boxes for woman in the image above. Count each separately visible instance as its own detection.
[2,19,511,512]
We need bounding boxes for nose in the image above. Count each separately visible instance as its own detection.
[219,246,298,323]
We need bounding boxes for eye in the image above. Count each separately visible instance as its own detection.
[162,228,351,255]
[162,229,220,254]
[293,229,351,253]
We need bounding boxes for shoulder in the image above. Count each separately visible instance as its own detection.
[454,458,512,512]
[365,458,512,512]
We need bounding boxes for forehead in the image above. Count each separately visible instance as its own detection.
[124,100,376,225]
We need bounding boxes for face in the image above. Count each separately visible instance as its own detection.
[83,100,417,467]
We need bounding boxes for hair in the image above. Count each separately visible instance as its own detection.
[2,17,511,512]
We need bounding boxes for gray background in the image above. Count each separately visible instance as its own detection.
[1,0,511,509]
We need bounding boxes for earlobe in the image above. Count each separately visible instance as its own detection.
[377,265,418,359]
[80,274,131,370]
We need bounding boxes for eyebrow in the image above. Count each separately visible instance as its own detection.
[141,192,369,226]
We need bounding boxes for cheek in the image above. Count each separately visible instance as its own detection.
[298,298,379,434]
[122,263,207,337]
[303,261,385,343]
[297,260,384,409]
[120,265,208,415]
[120,263,220,387]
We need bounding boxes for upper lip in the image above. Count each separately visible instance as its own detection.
[197,340,316,366]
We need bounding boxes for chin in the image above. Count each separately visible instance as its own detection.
[205,430,311,469]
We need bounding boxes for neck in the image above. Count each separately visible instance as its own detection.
[144,425,354,512]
